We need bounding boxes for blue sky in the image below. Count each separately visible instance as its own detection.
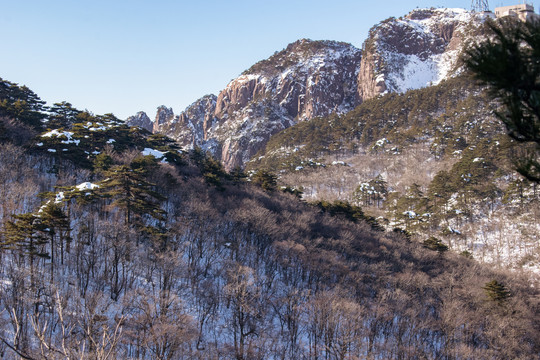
[0,1,531,119]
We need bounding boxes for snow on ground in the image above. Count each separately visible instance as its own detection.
[380,8,480,93]
[55,192,65,204]
[142,148,166,159]
[384,45,460,93]
[42,129,73,139]
[403,211,417,219]
[41,129,81,145]
[391,54,439,91]
[76,182,100,191]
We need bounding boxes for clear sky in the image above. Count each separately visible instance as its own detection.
[0,0,532,120]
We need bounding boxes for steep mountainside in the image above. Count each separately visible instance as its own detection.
[136,39,362,170]
[358,8,488,101]
[129,8,489,170]
[1,77,539,359]
[248,75,540,275]
[156,95,217,148]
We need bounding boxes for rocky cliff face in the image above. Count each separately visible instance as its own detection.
[358,8,487,101]
[153,39,362,169]
[154,106,174,133]
[215,39,362,122]
[125,111,153,132]
[157,95,217,148]
[132,8,488,170]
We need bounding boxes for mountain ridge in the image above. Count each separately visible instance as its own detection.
[127,7,489,170]
[1,9,540,357]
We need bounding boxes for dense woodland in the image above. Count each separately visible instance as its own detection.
[0,76,539,359]
[2,30,540,357]
[248,75,540,273]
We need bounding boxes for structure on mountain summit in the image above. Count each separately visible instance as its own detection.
[471,1,538,22]
[494,3,539,21]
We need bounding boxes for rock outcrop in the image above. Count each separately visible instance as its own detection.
[125,111,153,132]
[357,8,488,101]
[157,95,217,148]
[153,39,362,170]
[153,106,174,133]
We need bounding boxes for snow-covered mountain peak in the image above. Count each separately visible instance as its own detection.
[130,7,492,170]
[243,39,360,77]
[358,8,487,100]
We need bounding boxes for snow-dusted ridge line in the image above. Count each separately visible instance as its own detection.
[136,8,490,171]
[365,7,492,98]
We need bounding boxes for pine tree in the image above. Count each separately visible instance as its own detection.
[391,183,429,232]
[100,161,166,227]
[252,170,277,191]
[47,101,81,129]
[281,186,303,198]
[39,202,71,277]
[93,153,114,173]
[422,236,449,253]
[230,166,248,184]
[370,175,388,208]
[147,133,180,150]
[0,77,46,128]
[2,212,50,293]
[429,170,455,201]
[190,147,228,188]
[314,200,383,231]
[483,280,511,304]
[464,18,540,182]
[2,212,50,259]
[353,175,388,207]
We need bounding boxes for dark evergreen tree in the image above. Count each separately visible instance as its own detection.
[230,166,248,184]
[147,133,180,150]
[391,183,429,232]
[370,175,388,207]
[314,200,383,231]
[252,169,277,191]
[47,101,81,129]
[428,170,456,223]
[190,147,228,189]
[0,77,46,128]
[423,236,449,253]
[353,175,387,207]
[100,160,166,227]
[281,185,303,198]
[38,203,71,280]
[2,212,50,259]
[201,156,227,189]
[189,146,206,167]
[464,18,540,182]
[483,280,512,304]
[1,211,51,294]
[93,152,114,173]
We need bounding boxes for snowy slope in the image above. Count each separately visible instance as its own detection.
[358,8,490,100]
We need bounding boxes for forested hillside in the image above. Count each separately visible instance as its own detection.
[248,74,540,275]
[1,77,540,359]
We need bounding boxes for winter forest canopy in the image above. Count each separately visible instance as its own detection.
[0,11,540,360]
